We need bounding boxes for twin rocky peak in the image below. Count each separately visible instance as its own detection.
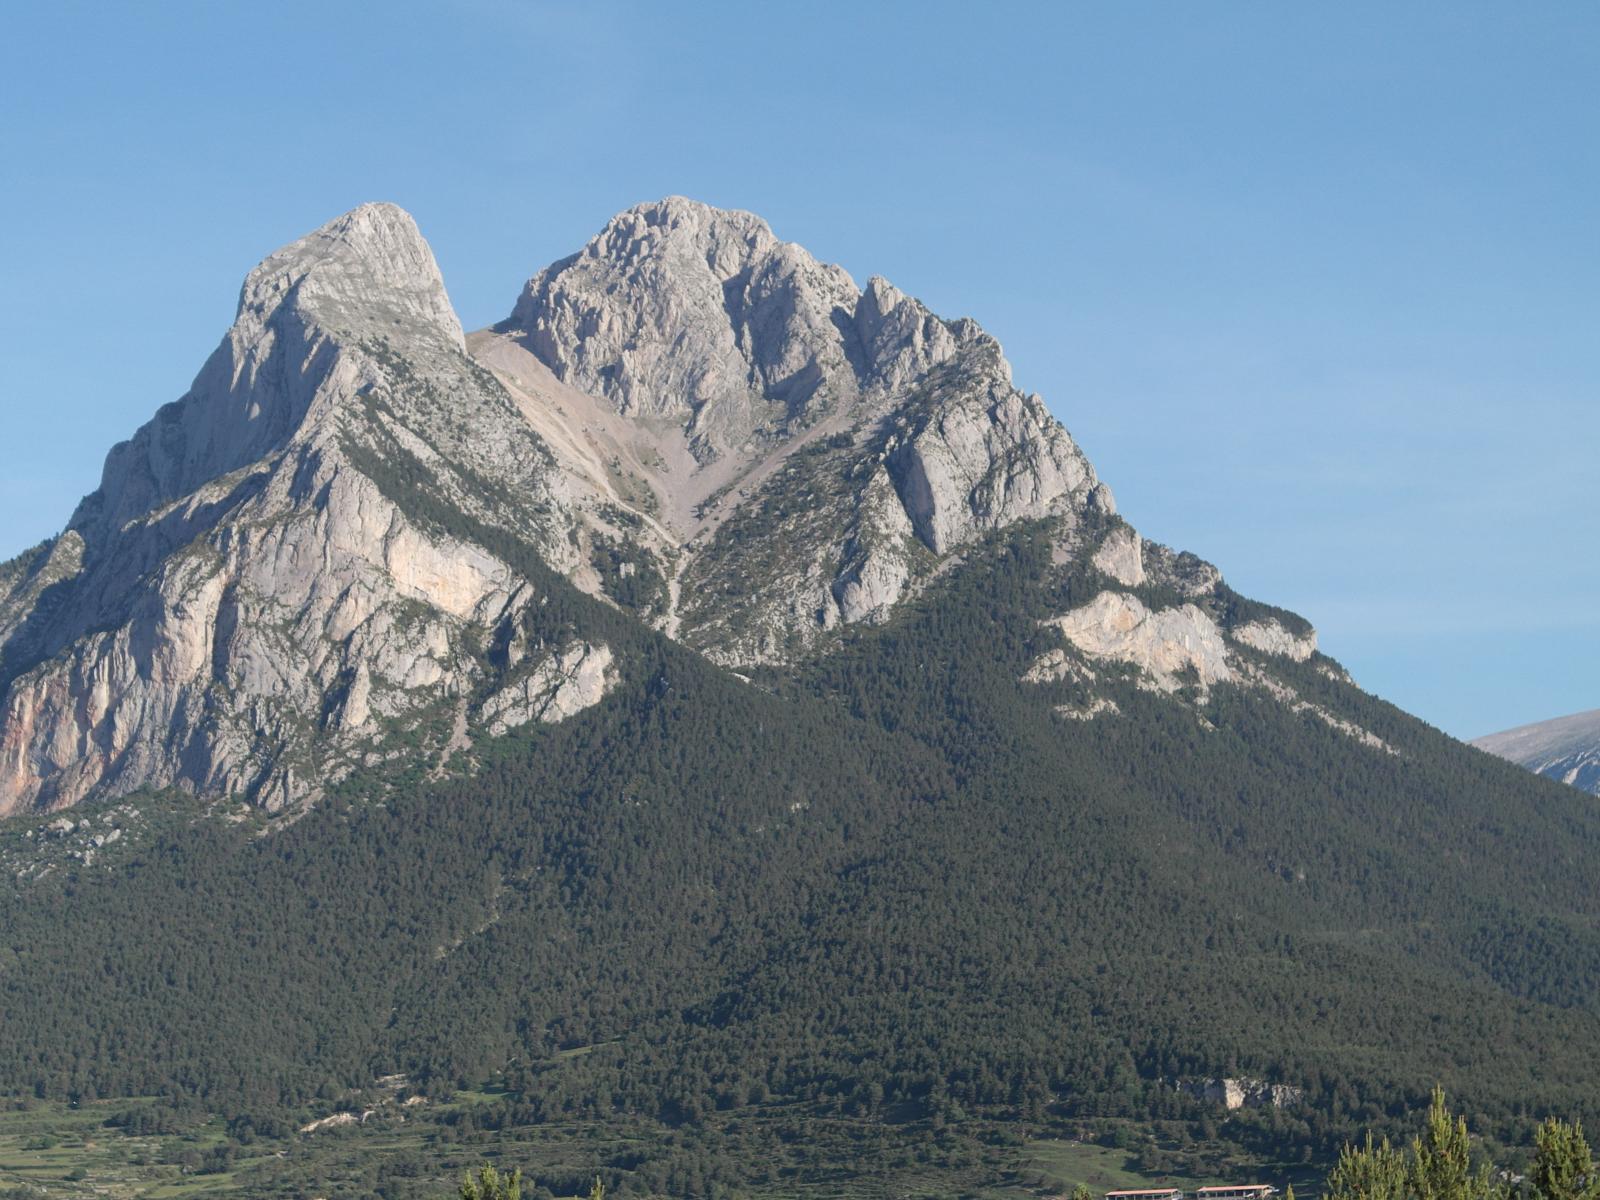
[0,198,1323,815]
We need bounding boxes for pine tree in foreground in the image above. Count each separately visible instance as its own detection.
[1323,1131,1410,1200]
[1531,1117,1597,1200]
[1409,1087,1494,1200]
[458,1165,521,1200]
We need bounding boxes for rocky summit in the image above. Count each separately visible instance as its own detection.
[1,198,1370,815]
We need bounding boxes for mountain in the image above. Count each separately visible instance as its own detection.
[1474,709,1600,795]
[0,198,1110,816]
[0,197,1383,820]
[2,200,1600,1195]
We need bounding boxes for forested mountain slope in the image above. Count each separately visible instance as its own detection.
[0,201,1596,1185]
[3,526,1599,1146]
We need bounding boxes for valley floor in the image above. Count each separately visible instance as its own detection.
[0,1094,1326,1200]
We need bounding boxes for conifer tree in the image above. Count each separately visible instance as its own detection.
[459,1165,521,1200]
[1324,1132,1409,1200]
[1531,1117,1597,1200]
[1409,1088,1494,1200]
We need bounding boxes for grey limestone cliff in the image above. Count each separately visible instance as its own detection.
[0,205,611,815]
[496,196,1110,665]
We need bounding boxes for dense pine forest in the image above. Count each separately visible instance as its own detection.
[2,516,1600,1200]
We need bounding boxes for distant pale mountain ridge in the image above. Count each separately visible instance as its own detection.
[1474,708,1600,795]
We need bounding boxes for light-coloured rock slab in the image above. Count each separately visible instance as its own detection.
[478,643,616,736]
[1047,591,1231,694]
[1091,527,1145,587]
[1231,618,1317,661]
[1178,1077,1303,1110]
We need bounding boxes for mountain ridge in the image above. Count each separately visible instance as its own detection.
[0,196,1272,816]
[1474,708,1600,795]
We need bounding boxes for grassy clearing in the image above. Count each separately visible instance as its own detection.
[1019,1140,1161,1192]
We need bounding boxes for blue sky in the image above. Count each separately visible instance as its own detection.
[1,1,1594,739]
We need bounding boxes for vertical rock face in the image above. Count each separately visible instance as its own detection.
[70,204,466,544]
[1092,526,1145,588]
[0,204,602,817]
[510,196,863,459]
[503,197,1109,665]
[881,344,1102,556]
[478,641,617,736]
[1177,1078,1305,1110]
